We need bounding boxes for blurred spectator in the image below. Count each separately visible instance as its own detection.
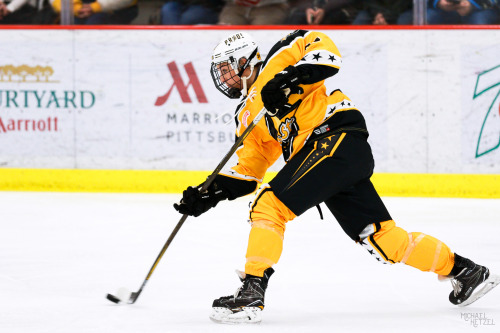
[0,0,39,23]
[0,0,57,24]
[427,0,499,24]
[218,0,288,25]
[287,0,357,25]
[352,0,414,25]
[50,0,138,24]
[161,0,223,24]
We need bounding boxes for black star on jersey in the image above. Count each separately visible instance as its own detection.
[329,55,336,62]
[306,37,321,51]
[312,53,322,61]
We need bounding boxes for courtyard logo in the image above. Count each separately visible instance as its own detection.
[0,64,96,133]
[0,64,58,83]
[0,90,95,109]
[474,64,500,158]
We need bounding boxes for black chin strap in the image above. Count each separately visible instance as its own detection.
[226,47,258,99]
[237,48,258,77]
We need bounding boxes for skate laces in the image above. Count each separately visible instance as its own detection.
[450,267,475,297]
[233,277,260,299]
[233,278,250,299]
[233,285,242,299]
[451,278,463,297]
[234,282,245,300]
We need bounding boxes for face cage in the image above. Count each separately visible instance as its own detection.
[210,61,242,99]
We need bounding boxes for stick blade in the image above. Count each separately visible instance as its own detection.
[128,292,140,304]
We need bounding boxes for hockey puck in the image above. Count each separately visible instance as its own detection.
[106,293,121,304]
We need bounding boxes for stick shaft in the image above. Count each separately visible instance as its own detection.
[130,107,267,303]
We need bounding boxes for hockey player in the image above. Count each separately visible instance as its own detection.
[174,30,499,324]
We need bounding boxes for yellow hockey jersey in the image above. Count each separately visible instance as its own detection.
[221,30,367,184]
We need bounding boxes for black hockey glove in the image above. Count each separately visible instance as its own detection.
[173,175,258,217]
[261,65,305,119]
[173,181,229,217]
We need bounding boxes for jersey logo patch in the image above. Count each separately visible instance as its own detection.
[242,110,251,127]
[277,118,295,144]
[277,116,299,161]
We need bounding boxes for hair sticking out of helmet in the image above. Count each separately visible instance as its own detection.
[210,32,262,99]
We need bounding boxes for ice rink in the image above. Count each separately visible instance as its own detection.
[1,191,499,333]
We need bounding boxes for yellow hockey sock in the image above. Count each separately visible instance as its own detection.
[362,220,455,275]
[245,220,284,277]
[402,232,455,275]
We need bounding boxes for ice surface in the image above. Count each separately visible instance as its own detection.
[0,192,499,332]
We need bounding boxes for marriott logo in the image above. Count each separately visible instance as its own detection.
[155,61,208,106]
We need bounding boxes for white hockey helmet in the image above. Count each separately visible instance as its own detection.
[210,32,262,99]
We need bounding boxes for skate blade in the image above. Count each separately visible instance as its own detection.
[209,307,262,324]
[459,274,500,307]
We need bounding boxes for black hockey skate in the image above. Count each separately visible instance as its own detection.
[210,267,274,324]
[443,254,500,307]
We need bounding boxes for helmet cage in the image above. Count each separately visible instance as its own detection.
[210,56,243,99]
[210,33,261,99]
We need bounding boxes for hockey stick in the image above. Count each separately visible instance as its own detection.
[106,107,268,305]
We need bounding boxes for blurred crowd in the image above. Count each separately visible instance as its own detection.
[0,0,498,25]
